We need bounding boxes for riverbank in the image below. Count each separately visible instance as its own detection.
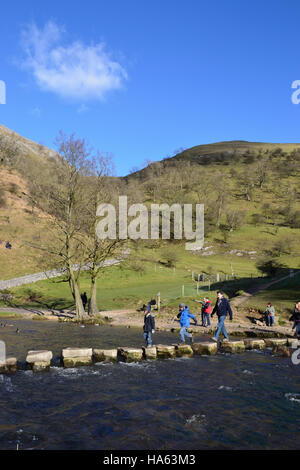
[0,305,296,341]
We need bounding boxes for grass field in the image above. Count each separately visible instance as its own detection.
[0,240,290,314]
[243,274,300,315]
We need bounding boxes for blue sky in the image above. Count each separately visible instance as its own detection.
[1,0,300,176]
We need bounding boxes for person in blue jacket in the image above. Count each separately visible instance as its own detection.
[211,291,233,342]
[178,303,197,344]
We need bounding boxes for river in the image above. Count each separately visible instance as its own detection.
[0,319,299,450]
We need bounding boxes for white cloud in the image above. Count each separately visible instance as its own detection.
[20,21,128,100]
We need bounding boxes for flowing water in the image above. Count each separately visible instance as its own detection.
[0,319,299,450]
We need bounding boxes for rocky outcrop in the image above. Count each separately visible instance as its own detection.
[93,349,118,363]
[142,346,157,360]
[0,357,17,374]
[62,347,93,368]
[173,344,193,357]
[156,345,176,359]
[243,339,266,350]
[117,347,143,362]
[26,350,53,371]
[192,342,218,355]
[221,340,245,353]
[263,338,287,348]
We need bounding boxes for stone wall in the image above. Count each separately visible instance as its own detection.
[0,258,122,290]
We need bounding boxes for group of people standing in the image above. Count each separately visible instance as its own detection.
[142,291,233,347]
[142,294,300,348]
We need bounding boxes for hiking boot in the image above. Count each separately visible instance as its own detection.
[190,336,194,344]
[222,338,229,343]
[211,337,217,342]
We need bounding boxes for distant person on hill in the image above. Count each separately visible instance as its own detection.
[211,291,233,342]
[143,305,155,348]
[178,303,197,344]
[81,292,88,311]
[200,297,212,327]
[5,241,12,249]
[265,303,275,326]
[289,302,300,337]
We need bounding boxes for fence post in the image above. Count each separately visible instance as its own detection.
[157,292,161,311]
[182,285,184,297]
[216,273,220,282]
[197,282,199,294]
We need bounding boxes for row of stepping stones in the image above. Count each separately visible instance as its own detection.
[0,338,298,373]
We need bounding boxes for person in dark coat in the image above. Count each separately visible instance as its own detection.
[211,291,233,342]
[143,306,155,347]
[289,301,300,337]
[81,292,88,311]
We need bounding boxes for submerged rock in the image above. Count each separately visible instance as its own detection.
[93,349,118,363]
[243,339,266,350]
[62,347,92,368]
[26,350,53,372]
[142,346,157,360]
[221,340,245,354]
[117,347,143,362]
[156,344,176,359]
[272,344,291,358]
[173,344,193,357]
[0,357,17,374]
[192,342,218,355]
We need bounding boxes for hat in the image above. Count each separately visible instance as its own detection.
[179,303,185,308]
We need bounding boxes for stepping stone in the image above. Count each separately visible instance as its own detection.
[93,349,118,363]
[156,344,176,359]
[117,347,143,362]
[221,340,245,353]
[173,344,193,357]
[192,342,218,355]
[26,350,53,371]
[0,357,17,374]
[142,346,157,360]
[263,338,287,348]
[62,347,92,368]
[243,339,266,350]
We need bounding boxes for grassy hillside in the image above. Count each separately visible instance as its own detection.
[0,125,299,322]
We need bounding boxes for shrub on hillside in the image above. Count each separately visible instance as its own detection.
[161,247,179,268]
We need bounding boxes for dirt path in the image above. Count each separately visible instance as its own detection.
[231,270,300,308]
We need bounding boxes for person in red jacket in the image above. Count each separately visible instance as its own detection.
[201,297,212,327]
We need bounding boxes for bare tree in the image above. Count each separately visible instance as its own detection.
[83,152,124,315]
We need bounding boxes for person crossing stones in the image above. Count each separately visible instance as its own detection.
[177,303,197,344]
[143,305,155,348]
[211,291,233,342]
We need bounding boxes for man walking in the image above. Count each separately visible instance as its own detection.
[211,291,233,342]
[178,303,197,344]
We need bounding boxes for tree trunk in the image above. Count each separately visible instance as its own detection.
[89,275,99,316]
[69,268,85,320]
